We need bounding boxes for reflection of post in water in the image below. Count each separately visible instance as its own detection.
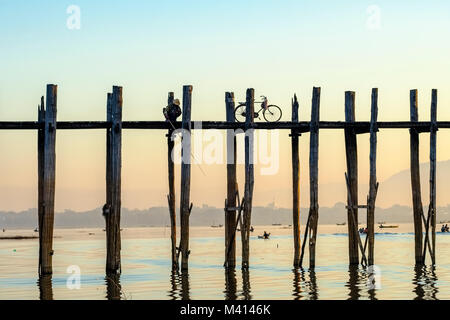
[168,269,179,300]
[413,265,438,300]
[180,270,190,300]
[347,266,378,300]
[292,268,303,300]
[241,268,252,300]
[292,268,318,300]
[366,266,377,301]
[106,273,122,300]
[347,265,361,300]
[224,268,237,300]
[38,274,53,300]
[368,285,377,301]
[307,269,318,300]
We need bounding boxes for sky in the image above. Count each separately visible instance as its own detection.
[1,0,450,211]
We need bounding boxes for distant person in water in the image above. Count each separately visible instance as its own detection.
[263,231,269,238]
[442,225,446,233]
[446,224,449,232]
[163,99,182,123]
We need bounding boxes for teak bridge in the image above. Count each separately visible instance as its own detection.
[0,84,441,275]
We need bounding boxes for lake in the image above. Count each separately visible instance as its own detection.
[0,224,449,300]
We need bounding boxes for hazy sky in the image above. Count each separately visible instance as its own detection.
[1,0,450,211]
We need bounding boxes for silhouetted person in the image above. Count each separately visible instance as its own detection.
[163,99,182,123]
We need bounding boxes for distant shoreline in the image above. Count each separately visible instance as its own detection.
[0,235,38,240]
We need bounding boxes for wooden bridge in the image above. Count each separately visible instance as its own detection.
[0,85,439,275]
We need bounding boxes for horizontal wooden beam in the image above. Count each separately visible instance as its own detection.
[346,205,368,209]
[0,121,449,130]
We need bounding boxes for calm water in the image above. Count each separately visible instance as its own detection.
[0,224,449,300]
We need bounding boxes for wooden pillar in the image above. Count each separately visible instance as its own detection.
[409,89,424,264]
[368,88,379,266]
[180,85,193,271]
[308,87,320,268]
[344,91,359,265]
[39,84,57,276]
[291,94,301,267]
[167,92,178,270]
[429,89,438,264]
[106,93,112,206]
[105,86,123,274]
[242,88,255,269]
[225,92,237,268]
[37,96,45,274]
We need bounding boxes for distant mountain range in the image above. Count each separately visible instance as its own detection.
[2,203,450,229]
[376,159,450,208]
[3,160,450,229]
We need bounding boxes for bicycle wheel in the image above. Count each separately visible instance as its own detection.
[263,105,282,122]
[234,104,247,123]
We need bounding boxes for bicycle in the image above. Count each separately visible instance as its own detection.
[234,96,282,123]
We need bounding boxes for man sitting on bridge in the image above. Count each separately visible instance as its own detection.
[163,99,182,123]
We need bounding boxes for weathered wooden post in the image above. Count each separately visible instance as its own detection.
[409,89,424,264]
[167,92,178,270]
[308,87,320,268]
[37,96,45,273]
[429,89,438,265]
[291,94,301,267]
[225,92,237,268]
[242,88,255,269]
[39,84,57,275]
[344,91,359,265]
[180,85,193,271]
[368,88,379,266]
[105,86,123,274]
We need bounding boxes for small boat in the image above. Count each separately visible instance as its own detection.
[359,228,368,234]
[379,224,398,229]
[336,222,346,226]
[258,233,271,239]
[272,223,282,226]
[211,224,223,228]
